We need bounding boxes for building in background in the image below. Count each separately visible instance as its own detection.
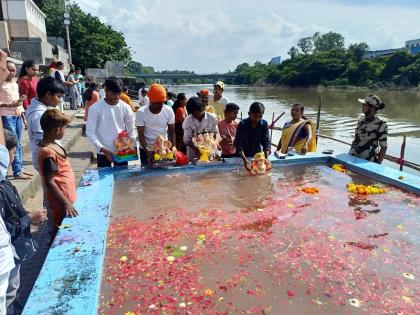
[0,0,69,68]
[364,38,420,59]
[270,56,282,65]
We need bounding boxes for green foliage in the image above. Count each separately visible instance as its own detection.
[313,31,345,52]
[379,51,414,81]
[348,42,369,63]
[34,0,132,69]
[232,31,420,88]
[297,37,313,54]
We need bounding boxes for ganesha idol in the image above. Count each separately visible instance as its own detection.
[248,152,272,175]
[192,130,222,163]
[152,135,177,162]
[113,131,138,162]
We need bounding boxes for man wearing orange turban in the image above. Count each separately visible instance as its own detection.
[136,84,176,165]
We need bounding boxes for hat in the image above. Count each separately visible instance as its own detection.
[214,81,225,90]
[357,95,382,108]
[147,84,167,103]
[197,89,209,96]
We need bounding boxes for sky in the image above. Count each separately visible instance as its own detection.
[75,0,420,73]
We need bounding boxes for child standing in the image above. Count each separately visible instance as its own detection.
[86,77,136,168]
[38,109,78,228]
[218,103,239,158]
[234,102,271,168]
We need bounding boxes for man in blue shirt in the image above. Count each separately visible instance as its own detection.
[234,102,271,168]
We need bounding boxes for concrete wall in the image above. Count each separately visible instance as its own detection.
[104,61,124,76]
[1,0,46,40]
[10,38,43,63]
[0,21,9,49]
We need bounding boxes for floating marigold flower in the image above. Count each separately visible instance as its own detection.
[125,312,135,315]
[347,183,386,195]
[332,164,346,173]
[203,288,213,296]
[120,256,128,262]
[197,234,206,244]
[299,187,320,194]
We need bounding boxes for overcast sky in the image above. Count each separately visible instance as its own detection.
[76,0,420,73]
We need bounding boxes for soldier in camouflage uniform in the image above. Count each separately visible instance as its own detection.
[349,95,388,163]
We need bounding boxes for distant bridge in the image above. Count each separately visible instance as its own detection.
[133,73,237,80]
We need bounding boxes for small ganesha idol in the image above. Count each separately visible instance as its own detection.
[113,131,138,162]
[248,152,272,175]
[192,130,221,163]
[153,135,177,162]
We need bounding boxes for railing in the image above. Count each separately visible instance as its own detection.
[266,112,420,173]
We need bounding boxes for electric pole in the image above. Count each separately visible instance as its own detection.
[63,0,72,65]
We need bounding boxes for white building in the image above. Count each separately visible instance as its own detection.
[0,0,68,65]
[405,39,420,49]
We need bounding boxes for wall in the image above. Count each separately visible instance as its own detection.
[1,0,46,40]
[0,20,9,48]
[10,38,43,63]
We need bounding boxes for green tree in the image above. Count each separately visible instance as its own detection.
[380,51,414,81]
[297,37,313,54]
[313,31,345,52]
[287,46,299,59]
[348,42,369,63]
[34,0,132,69]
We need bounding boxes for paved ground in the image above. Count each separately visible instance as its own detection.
[8,109,96,313]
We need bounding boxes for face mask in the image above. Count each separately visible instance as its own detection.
[364,109,372,117]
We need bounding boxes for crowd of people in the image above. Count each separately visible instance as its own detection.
[0,47,389,314]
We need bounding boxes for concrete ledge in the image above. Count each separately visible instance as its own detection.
[333,153,420,195]
[22,154,420,314]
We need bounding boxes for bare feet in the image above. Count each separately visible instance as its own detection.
[13,174,31,180]
[22,171,34,176]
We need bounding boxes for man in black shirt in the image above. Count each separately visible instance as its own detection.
[234,102,271,169]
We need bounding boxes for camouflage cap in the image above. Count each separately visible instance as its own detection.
[357,95,382,108]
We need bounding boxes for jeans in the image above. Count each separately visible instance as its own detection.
[0,271,10,315]
[1,116,23,176]
[6,263,22,315]
[96,154,128,168]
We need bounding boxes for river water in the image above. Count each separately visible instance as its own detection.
[173,85,420,172]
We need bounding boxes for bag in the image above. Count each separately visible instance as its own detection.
[0,180,37,262]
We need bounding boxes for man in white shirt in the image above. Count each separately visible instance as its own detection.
[207,81,229,121]
[182,96,219,160]
[136,84,175,165]
[86,77,136,168]
[98,83,106,99]
[138,88,149,107]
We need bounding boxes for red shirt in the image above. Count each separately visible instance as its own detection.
[17,76,38,110]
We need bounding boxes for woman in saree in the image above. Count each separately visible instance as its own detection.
[276,103,317,154]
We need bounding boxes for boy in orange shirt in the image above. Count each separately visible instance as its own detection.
[37,109,78,228]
